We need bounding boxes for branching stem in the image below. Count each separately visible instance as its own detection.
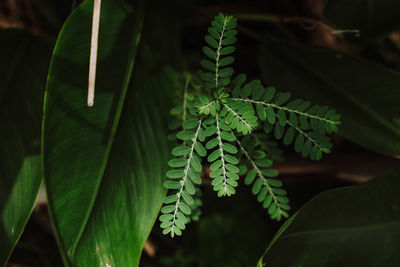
[215,116,228,193]
[285,118,323,150]
[221,102,252,131]
[198,100,216,113]
[215,18,227,89]
[171,119,202,228]
[231,98,339,125]
[234,135,282,214]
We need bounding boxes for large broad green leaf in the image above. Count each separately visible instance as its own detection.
[69,62,174,266]
[324,0,400,43]
[0,29,53,265]
[43,0,173,265]
[259,38,400,155]
[258,169,400,267]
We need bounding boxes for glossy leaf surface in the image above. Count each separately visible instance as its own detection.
[258,169,400,266]
[43,0,172,265]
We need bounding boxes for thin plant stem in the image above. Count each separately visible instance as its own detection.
[88,0,101,107]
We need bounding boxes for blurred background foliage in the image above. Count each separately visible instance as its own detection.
[1,0,400,266]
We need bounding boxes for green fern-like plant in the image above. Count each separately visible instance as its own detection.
[159,13,341,237]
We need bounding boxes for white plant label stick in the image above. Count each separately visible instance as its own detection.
[88,0,101,107]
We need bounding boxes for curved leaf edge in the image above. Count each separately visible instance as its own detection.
[257,168,400,265]
[2,180,44,267]
[0,29,53,267]
[41,1,145,265]
[69,2,146,258]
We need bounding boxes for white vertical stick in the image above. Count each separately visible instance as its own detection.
[88,0,101,107]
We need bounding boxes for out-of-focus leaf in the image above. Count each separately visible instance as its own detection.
[43,0,174,266]
[196,189,277,267]
[259,38,400,155]
[142,188,279,267]
[324,0,400,43]
[0,29,53,265]
[258,169,400,266]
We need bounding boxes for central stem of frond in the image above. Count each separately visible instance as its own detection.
[215,19,227,90]
[216,116,228,193]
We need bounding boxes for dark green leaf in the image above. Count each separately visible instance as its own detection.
[208,149,221,162]
[188,169,202,184]
[206,138,219,150]
[225,164,239,173]
[283,126,295,145]
[220,46,235,55]
[274,123,284,139]
[182,191,194,206]
[277,110,287,126]
[200,59,215,72]
[203,46,217,60]
[245,169,257,185]
[221,131,236,142]
[260,38,400,155]
[294,134,304,152]
[263,87,276,102]
[172,146,191,156]
[179,202,191,215]
[166,169,185,179]
[231,73,246,88]
[274,92,291,105]
[176,130,195,141]
[252,178,263,195]
[196,188,276,267]
[223,143,238,154]
[43,1,171,265]
[0,29,53,264]
[183,119,199,129]
[301,140,312,157]
[163,195,178,205]
[219,67,234,78]
[222,36,237,45]
[224,29,238,38]
[259,170,400,266]
[266,106,276,124]
[261,169,279,177]
[208,27,220,40]
[219,56,235,67]
[194,142,207,157]
[190,156,203,173]
[267,179,283,187]
[224,154,239,164]
[210,160,222,171]
[205,35,218,49]
[164,181,182,190]
[255,159,273,168]
[256,104,266,121]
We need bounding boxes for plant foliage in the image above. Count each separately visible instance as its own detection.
[159,13,341,237]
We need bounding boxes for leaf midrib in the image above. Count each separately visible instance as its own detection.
[273,220,400,242]
[69,5,145,257]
